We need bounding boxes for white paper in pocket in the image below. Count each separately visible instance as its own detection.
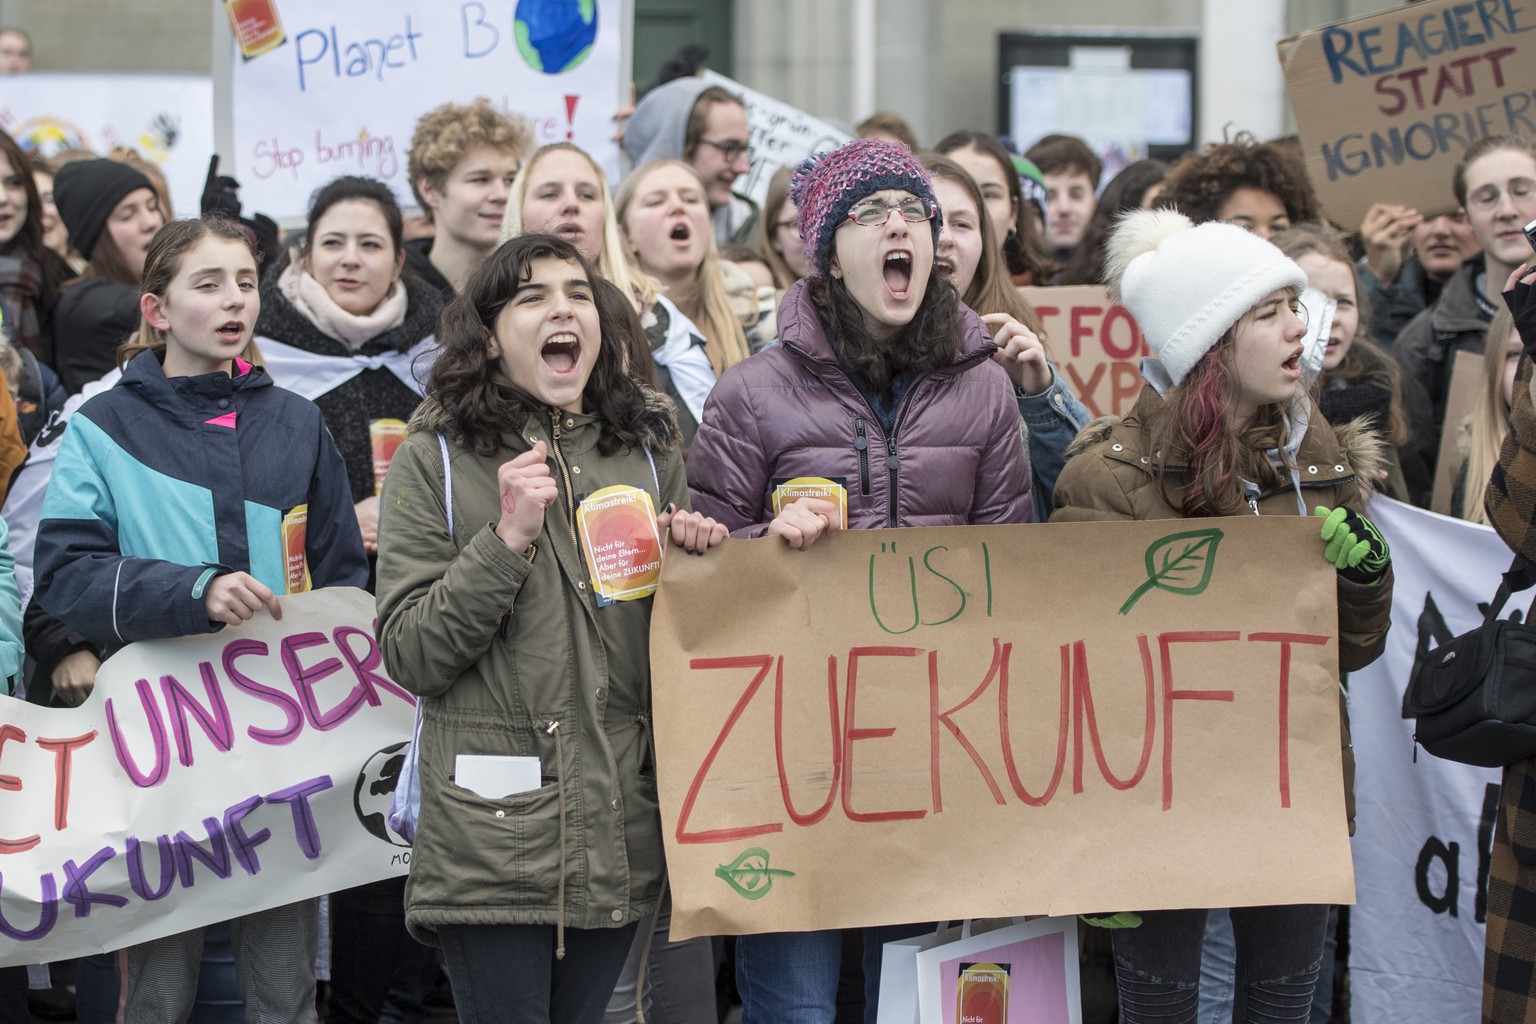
[454,755,542,799]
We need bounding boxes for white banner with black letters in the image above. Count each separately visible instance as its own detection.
[1349,498,1506,1022]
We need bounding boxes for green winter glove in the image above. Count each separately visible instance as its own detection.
[1313,506,1389,585]
[1079,912,1142,929]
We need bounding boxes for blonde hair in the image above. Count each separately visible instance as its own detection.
[1461,306,1518,525]
[616,159,750,374]
[408,99,533,219]
[500,142,660,308]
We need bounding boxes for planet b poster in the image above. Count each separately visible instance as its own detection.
[219,0,630,220]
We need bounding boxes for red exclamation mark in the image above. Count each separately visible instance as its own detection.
[564,95,579,140]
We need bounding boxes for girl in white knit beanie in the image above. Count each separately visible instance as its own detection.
[1051,209,1395,1024]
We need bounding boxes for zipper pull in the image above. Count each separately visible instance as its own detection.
[854,419,867,452]
[886,437,899,471]
[1411,733,1418,764]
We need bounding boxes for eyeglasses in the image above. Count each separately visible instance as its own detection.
[845,197,935,228]
[698,138,751,163]
[1466,177,1536,212]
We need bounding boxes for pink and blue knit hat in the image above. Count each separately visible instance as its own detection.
[791,138,940,277]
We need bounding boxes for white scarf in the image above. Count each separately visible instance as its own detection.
[255,334,437,403]
[278,261,408,352]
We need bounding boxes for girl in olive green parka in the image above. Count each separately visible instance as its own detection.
[375,234,727,1024]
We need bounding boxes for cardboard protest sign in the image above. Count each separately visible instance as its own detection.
[0,589,415,967]
[220,0,629,219]
[1020,285,1148,418]
[1431,349,1485,515]
[1278,0,1536,229]
[0,73,215,217]
[651,518,1353,941]
[700,70,851,211]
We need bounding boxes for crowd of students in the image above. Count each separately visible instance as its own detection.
[0,41,1533,1024]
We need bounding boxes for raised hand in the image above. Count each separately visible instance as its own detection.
[494,440,557,553]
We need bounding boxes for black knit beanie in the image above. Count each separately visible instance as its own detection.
[53,159,155,261]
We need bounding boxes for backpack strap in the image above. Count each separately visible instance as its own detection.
[437,433,454,544]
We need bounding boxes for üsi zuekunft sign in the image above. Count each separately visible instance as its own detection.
[651,518,1354,941]
[0,589,415,967]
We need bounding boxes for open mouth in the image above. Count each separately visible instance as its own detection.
[669,222,692,242]
[1282,351,1302,375]
[933,257,954,276]
[216,320,245,342]
[541,333,580,374]
[883,251,913,298]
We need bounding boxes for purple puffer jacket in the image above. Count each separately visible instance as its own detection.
[687,279,1033,536]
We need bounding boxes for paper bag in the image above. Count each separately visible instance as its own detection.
[876,923,965,1024]
[914,917,1081,1024]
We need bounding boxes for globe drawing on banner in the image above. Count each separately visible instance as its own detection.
[355,741,412,848]
[514,0,598,74]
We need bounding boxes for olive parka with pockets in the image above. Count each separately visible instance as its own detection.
[374,393,686,946]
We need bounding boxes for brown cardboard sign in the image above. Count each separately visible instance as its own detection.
[1020,285,1148,418]
[1278,0,1536,230]
[651,518,1354,940]
[1431,349,1487,515]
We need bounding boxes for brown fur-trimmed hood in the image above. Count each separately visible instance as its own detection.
[1061,396,1391,498]
[407,386,682,455]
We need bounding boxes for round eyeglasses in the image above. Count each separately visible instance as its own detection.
[845,197,935,227]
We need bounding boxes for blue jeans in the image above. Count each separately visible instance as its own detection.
[1198,910,1236,1023]
[736,924,932,1024]
[1113,905,1328,1024]
[1197,907,1339,1024]
[438,923,636,1024]
[603,904,717,1024]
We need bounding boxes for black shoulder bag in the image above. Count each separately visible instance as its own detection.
[1404,554,1536,767]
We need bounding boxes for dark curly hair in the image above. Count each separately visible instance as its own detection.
[806,259,963,394]
[1158,132,1319,226]
[427,233,677,458]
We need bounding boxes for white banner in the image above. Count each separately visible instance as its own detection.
[1349,498,1505,1022]
[699,70,850,211]
[0,73,215,219]
[223,0,629,220]
[0,589,414,967]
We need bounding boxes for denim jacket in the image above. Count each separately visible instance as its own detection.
[1017,360,1092,523]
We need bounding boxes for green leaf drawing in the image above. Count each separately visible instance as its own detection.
[715,847,796,900]
[1119,528,1225,615]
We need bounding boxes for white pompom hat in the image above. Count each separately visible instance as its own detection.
[1105,209,1308,387]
